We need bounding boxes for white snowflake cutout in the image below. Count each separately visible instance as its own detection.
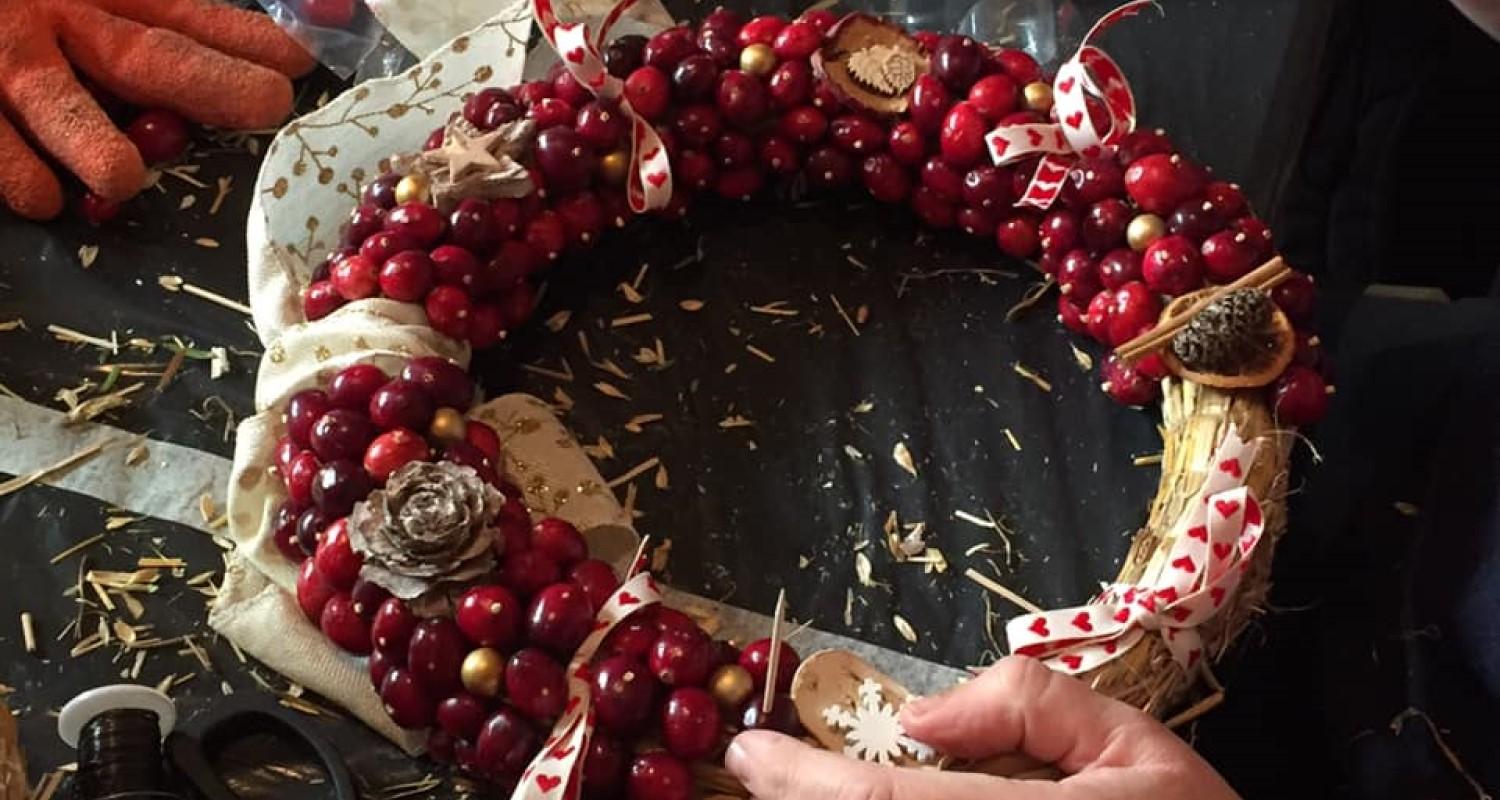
[821,679,937,765]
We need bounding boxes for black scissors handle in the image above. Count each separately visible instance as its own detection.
[166,694,357,800]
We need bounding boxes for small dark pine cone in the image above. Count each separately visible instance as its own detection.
[1171,288,1275,373]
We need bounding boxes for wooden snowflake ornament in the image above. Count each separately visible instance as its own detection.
[821,678,936,765]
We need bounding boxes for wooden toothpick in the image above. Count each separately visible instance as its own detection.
[763,589,787,714]
[626,535,651,580]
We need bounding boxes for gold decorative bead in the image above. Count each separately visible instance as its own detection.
[739,43,777,77]
[599,150,631,186]
[430,407,467,441]
[395,173,430,205]
[1023,82,1054,114]
[708,664,754,709]
[1126,213,1167,252]
[461,647,505,698]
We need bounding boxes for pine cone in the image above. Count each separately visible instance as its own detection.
[1170,288,1276,373]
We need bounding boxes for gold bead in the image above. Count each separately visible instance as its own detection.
[599,150,630,186]
[708,664,754,709]
[739,43,777,77]
[429,407,467,442]
[1023,82,1054,114]
[461,647,505,698]
[395,173,430,205]
[1126,213,1167,252]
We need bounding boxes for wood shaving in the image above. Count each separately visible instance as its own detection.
[62,383,142,424]
[1388,708,1491,800]
[654,464,669,489]
[77,245,99,268]
[544,310,572,332]
[582,437,615,461]
[719,415,754,429]
[623,413,663,433]
[611,313,653,328]
[1070,343,1094,371]
[125,442,149,466]
[893,614,919,644]
[0,441,107,497]
[552,387,574,412]
[892,441,918,478]
[1005,277,1055,321]
[606,457,660,489]
[749,302,798,317]
[50,534,106,565]
[595,359,631,381]
[593,381,630,401]
[179,194,197,211]
[210,176,234,215]
[1133,453,1163,467]
[1012,362,1053,393]
[521,360,575,382]
[830,293,861,336]
[157,276,253,315]
[48,324,118,354]
[193,237,221,249]
[964,568,1043,614]
[679,299,704,311]
[650,539,672,572]
[852,400,874,414]
[745,344,776,364]
[0,319,24,332]
[854,552,875,587]
[20,613,36,654]
[1393,501,1420,518]
[618,283,645,304]
[1003,428,1021,452]
[198,494,218,524]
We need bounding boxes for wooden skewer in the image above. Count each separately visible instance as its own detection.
[626,535,651,580]
[762,589,787,714]
[1116,257,1290,362]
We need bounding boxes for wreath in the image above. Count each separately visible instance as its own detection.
[221,1,1331,796]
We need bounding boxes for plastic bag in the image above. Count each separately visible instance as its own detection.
[254,0,389,79]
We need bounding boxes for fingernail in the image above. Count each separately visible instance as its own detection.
[901,696,931,721]
[724,732,761,777]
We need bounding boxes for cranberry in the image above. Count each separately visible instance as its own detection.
[910,185,956,228]
[592,655,659,735]
[444,440,499,486]
[1271,271,1316,323]
[350,578,390,622]
[528,97,576,130]
[604,34,648,78]
[957,206,998,237]
[1116,128,1174,166]
[310,409,375,461]
[330,252,382,301]
[273,503,304,561]
[398,357,472,410]
[522,211,567,262]
[125,109,190,164]
[649,627,717,687]
[1040,209,1080,256]
[800,8,837,31]
[368,380,434,432]
[296,558,336,621]
[362,174,400,209]
[1108,281,1162,346]
[715,130,756,168]
[736,15,785,46]
[961,165,1010,209]
[380,668,435,729]
[490,198,523,238]
[1136,350,1171,380]
[552,69,591,108]
[505,648,567,721]
[363,428,430,482]
[526,582,595,655]
[778,106,827,145]
[768,60,812,108]
[303,281,345,321]
[697,27,740,68]
[651,607,699,636]
[535,127,595,194]
[384,203,446,247]
[326,365,387,412]
[342,204,386,249]
[738,638,799,693]
[1101,353,1159,406]
[811,80,844,114]
[1124,153,1206,215]
[568,559,620,612]
[454,585,522,650]
[286,389,332,447]
[372,597,418,656]
[360,230,418,265]
[581,733,627,798]
[861,153,911,203]
[1231,216,1275,263]
[1057,294,1090,335]
[1063,157,1126,208]
[887,121,926,165]
[422,127,445,151]
[671,54,720,102]
[602,618,657,660]
[1085,290,1116,344]
[500,550,561,598]
[425,286,472,340]
[740,694,803,735]
[527,518,585,567]
[967,73,1018,121]
[930,35,983,91]
[1082,198,1132,252]
[475,707,537,777]
[919,157,963,201]
[408,618,467,696]
[452,738,479,775]
[1142,234,1204,296]
[369,648,397,688]
[320,593,371,654]
[296,507,333,554]
[1057,250,1102,301]
[378,250,435,302]
[1166,198,1225,243]
[908,74,951,134]
[759,135,800,176]
[313,519,361,590]
[644,27,699,70]
[437,693,489,741]
[1205,181,1248,219]
[717,70,769,129]
[939,101,986,168]
[996,216,1040,259]
[661,687,721,760]
[483,101,523,130]
[274,437,302,478]
[677,149,716,191]
[79,192,121,225]
[558,192,607,247]
[464,88,514,130]
[626,753,691,800]
[431,244,481,291]
[624,67,672,120]
[804,146,854,189]
[700,7,743,35]
[828,115,885,155]
[994,48,1042,84]
[1098,248,1144,290]
[1201,230,1259,283]
[466,420,502,461]
[1275,365,1330,425]
[311,460,370,516]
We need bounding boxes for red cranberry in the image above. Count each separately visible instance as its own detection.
[500,550,561,598]
[778,106,827,145]
[310,409,375,462]
[1063,157,1126,208]
[602,618,657,661]
[581,734,627,798]
[717,70,769,129]
[1274,366,1330,425]
[861,153,911,203]
[930,35,983,91]
[1057,294,1090,334]
[701,7,744,35]
[296,558,336,622]
[505,648,567,721]
[323,367,384,415]
[422,127,445,151]
[804,146,854,189]
[919,157,963,201]
[811,80,844,114]
[483,101,523,130]
[677,149,716,191]
[1231,216,1275,263]
[800,8,836,30]
[651,607,699,636]
[1142,234,1204,296]
[1098,248,1144,290]
[384,203,446,247]
[671,104,721,149]
[888,121,926,164]
[464,88,514,129]
[716,166,765,200]
[672,54,720,102]
[1271,271,1316,323]
[625,754,692,800]
[1124,153,1206,215]
[320,593,371,654]
[329,252,381,302]
[455,585,522,649]
[296,507,334,554]
[448,200,497,255]
[649,627,717,687]
[372,598,417,658]
[369,648,398,688]
[661,687,721,760]
[342,204,386,249]
[527,97,576,130]
[475,707,537,778]
[715,130,757,168]
[994,48,1042,84]
[79,192,121,225]
[738,638,799,692]
[521,211,566,262]
[368,380,434,432]
[593,655,659,735]
[1136,349,1171,380]
[740,694,803,735]
[526,582,595,655]
[286,389,331,447]
[398,356,472,410]
[557,191,606,247]
[961,165,1010,209]
[1040,209,1080,256]
[436,693,488,741]
[303,280,345,321]
[1108,281,1161,346]
[910,185,957,228]
[996,216,1040,259]
[444,440,499,485]
[1116,128,1174,166]
[1201,230,1259,283]
[380,668,435,729]
[644,27,699,70]
[531,518,587,567]
[604,34,648,78]
[829,115,886,155]
[273,503,303,561]
[568,559,620,612]
[535,127,596,194]
[1058,249,1102,301]
[1082,198,1132,252]
[939,101,986,167]
[431,245,481,292]
[736,15,785,46]
[378,250,435,302]
[957,206,998,237]
[771,21,819,60]
[551,69,591,108]
[408,618,467,696]
[363,428,430,482]
[768,60,812,108]
[425,286,472,340]
[1165,199,1222,243]
[1086,290,1116,344]
[362,174,400,209]
[967,73,1018,121]
[360,230,418,266]
[697,27,740,68]
[908,74,951,134]
[759,135,800,176]
[274,437,302,478]
[1101,353,1159,406]
[125,109,190,164]
[625,67,672,120]
[313,519,362,590]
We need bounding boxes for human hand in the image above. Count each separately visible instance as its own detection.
[0,0,314,220]
[725,655,1240,800]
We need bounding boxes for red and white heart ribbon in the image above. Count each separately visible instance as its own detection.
[512,570,663,800]
[531,0,674,213]
[1004,425,1264,676]
[986,1,1158,209]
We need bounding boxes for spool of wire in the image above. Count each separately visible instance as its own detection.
[58,686,181,800]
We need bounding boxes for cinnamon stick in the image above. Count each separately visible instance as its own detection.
[1116,257,1289,361]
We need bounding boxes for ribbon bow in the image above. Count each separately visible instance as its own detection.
[986,1,1158,209]
[531,0,673,213]
[1005,426,1265,675]
[511,570,662,800]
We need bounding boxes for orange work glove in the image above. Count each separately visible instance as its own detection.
[0,0,316,220]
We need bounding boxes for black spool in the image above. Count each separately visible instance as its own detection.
[73,708,180,800]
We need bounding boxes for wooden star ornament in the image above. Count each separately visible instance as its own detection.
[393,118,537,211]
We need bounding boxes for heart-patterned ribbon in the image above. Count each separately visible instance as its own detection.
[1004,425,1264,676]
[511,570,663,800]
[531,0,674,213]
[986,0,1158,209]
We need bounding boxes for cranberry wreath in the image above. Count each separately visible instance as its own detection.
[238,2,1331,797]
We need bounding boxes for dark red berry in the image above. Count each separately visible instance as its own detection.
[372,597,418,656]
[604,34,648,78]
[1063,157,1126,208]
[286,389,332,446]
[581,734,627,798]
[408,618,468,696]
[425,286,472,340]
[768,60,812,108]
[1082,198,1132,252]
[996,216,1040,259]
[1108,281,1161,346]
[1057,294,1090,334]
[368,380,434,432]
[535,127,596,194]
[448,200,497,256]
[342,204,386,249]
[625,67,672,120]
[475,707,537,777]
[804,146,854,189]
[125,110,190,164]
[532,518,587,567]
[1201,230,1259,283]
[1058,249,1102,302]
[1101,353,1159,406]
[939,101,986,167]
[738,638,799,692]
[910,185,956,228]
[568,559,620,612]
[500,550,561,598]
[778,106,827,145]
[593,655,660,735]
[759,135,800,175]
[993,48,1042,84]
[888,121,926,164]
[360,230,418,266]
[505,648,567,721]
[740,694,803,735]
[661,687,721,760]
[314,518,362,590]
[384,203,446,247]
[1040,209,1080,256]
[378,250,435,302]
[967,73,1018,121]
[861,153,911,203]
[908,74,950,134]
[644,27,699,70]
[296,558,336,622]
[321,593,372,654]
[1271,271,1316,324]
[369,648,397,688]
[919,157,963,201]
[528,97,576,130]
[1124,153,1206,216]
[671,54,720,102]
[310,409,376,461]
[381,668,436,729]
[303,280,345,321]
[1142,234,1204,296]
[602,617,657,661]
[930,35,983,91]
[79,192,121,225]
[436,693,489,741]
[526,582,594,655]
[1116,128,1174,166]
[649,627,717,688]
[717,70,769,129]
[736,15,785,46]
[1274,366,1330,426]
[961,165,1011,210]
[1098,248,1143,290]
